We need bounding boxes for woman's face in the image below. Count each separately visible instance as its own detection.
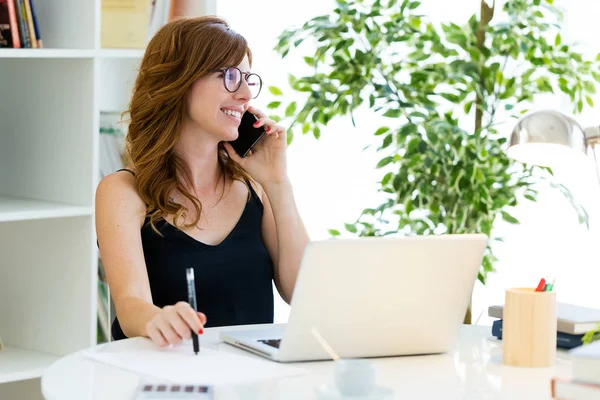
[185,55,253,143]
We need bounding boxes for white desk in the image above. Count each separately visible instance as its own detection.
[41,324,571,400]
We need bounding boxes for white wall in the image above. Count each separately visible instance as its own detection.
[217,0,600,324]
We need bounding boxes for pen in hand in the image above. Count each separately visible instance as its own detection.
[186,268,200,355]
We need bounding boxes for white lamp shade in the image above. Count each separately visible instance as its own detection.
[508,110,588,167]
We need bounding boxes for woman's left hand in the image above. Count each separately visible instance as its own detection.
[223,106,288,186]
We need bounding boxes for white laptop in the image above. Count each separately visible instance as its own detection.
[220,234,487,362]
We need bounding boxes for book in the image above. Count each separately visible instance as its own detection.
[15,0,29,48]
[0,0,18,48]
[6,0,19,47]
[488,303,600,335]
[22,0,35,48]
[569,340,600,386]
[101,0,152,49]
[27,0,41,47]
[552,377,600,400]
[491,319,584,349]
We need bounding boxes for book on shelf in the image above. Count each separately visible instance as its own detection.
[99,112,126,179]
[97,258,111,343]
[491,319,584,349]
[101,0,153,49]
[0,0,42,48]
[488,303,600,335]
[101,0,209,49]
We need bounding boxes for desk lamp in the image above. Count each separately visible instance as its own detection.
[507,110,600,186]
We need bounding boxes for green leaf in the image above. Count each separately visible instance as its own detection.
[304,56,316,66]
[383,109,402,118]
[313,126,321,139]
[328,229,341,237]
[375,127,390,136]
[376,156,394,168]
[464,101,473,114]
[501,211,520,224]
[269,86,283,96]
[584,81,597,94]
[381,134,393,149]
[267,101,281,109]
[302,123,310,134]
[408,1,420,9]
[554,33,561,46]
[587,96,595,107]
[285,102,297,117]
[286,129,294,145]
[345,223,357,233]
[381,172,393,186]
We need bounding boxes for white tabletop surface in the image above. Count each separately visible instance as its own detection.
[41,324,572,400]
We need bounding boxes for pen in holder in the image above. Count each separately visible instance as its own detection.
[502,288,556,368]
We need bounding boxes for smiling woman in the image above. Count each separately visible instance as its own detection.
[95,16,309,347]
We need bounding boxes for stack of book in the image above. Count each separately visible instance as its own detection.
[488,303,600,350]
[552,340,600,399]
[0,0,42,48]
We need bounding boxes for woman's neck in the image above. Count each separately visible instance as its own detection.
[174,131,224,196]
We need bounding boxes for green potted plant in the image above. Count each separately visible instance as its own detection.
[268,0,598,322]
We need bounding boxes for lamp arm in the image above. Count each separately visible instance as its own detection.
[592,143,600,189]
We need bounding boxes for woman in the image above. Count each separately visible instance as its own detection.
[95,16,309,346]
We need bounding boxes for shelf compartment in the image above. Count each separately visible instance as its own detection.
[0,195,92,222]
[0,346,60,384]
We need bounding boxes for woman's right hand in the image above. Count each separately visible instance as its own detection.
[145,301,207,347]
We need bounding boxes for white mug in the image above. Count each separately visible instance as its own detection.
[334,359,376,396]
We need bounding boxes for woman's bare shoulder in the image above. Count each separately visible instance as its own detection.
[96,169,146,221]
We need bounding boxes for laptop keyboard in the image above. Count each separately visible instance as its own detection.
[258,339,281,349]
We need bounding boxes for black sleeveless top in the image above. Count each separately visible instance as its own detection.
[110,169,274,340]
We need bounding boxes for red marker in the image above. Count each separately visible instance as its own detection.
[535,278,546,292]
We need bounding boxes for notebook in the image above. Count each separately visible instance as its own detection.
[488,303,600,335]
[85,337,306,386]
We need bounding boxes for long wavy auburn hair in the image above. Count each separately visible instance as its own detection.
[123,16,253,233]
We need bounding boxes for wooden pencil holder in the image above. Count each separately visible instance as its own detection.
[502,288,556,368]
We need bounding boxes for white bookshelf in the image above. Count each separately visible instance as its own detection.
[0,347,59,384]
[0,0,217,397]
[0,48,145,58]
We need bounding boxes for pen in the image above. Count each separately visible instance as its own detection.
[535,278,546,292]
[185,268,200,355]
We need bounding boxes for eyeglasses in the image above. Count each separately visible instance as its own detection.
[209,67,263,99]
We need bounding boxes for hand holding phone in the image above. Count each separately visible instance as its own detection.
[228,110,266,157]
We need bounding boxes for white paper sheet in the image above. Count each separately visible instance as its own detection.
[84,340,307,386]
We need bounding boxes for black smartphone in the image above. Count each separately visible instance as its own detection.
[228,111,267,158]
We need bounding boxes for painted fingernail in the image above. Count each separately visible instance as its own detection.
[254,122,259,127]
[198,328,204,335]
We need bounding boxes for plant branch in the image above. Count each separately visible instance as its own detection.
[475,0,495,133]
